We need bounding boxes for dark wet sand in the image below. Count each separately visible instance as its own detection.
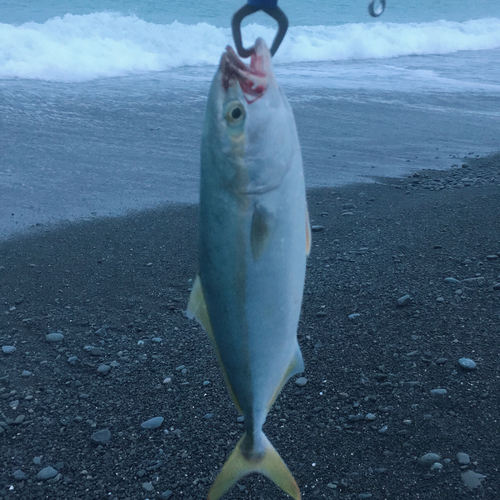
[1,154,499,499]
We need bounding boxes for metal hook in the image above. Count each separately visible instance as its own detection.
[368,0,386,17]
[231,4,289,58]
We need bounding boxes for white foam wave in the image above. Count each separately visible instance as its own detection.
[1,13,500,81]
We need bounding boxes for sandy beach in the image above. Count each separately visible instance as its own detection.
[1,154,499,499]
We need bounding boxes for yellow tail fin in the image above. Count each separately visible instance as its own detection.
[208,433,301,500]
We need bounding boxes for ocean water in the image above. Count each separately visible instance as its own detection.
[1,0,500,239]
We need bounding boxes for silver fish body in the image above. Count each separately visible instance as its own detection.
[188,38,310,500]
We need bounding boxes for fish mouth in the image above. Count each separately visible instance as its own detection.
[220,38,270,104]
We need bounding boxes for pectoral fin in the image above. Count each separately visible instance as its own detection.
[251,204,276,261]
[187,276,242,413]
[208,432,301,500]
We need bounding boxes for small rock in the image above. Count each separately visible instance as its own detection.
[142,482,154,492]
[33,456,42,465]
[358,494,373,499]
[430,388,447,396]
[365,413,376,421]
[430,462,443,471]
[418,453,441,467]
[458,358,477,370]
[204,413,213,419]
[67,356,79,364]
[237,416,245,423]
[378,425,388,433]
[311,225,324,232]
[436,297,445,302]
[90,347,105,356]
[444,277,460,283]
[21,370,32,377]
[97,364,111,375]
[295,377,307,387]
[493,283,500,290]
[163,377,172,384]
[461,470,486,489]
[457,452,470,465]
[152,337,162,343]
[160,490,173,500]
[90,429,111,445]
[2,345,16,354]
[397,294,411,307]
[36,466,58,480]
[46,333,64,342]
[141,417,164,429]
[348,313,360,320]
[13,469,26,480]
[175,365,185,371]
[203,380,211,386]
[486,254,498,260]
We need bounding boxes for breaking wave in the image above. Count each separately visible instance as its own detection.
[1,12,500,81]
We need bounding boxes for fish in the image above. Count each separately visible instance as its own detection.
[187,37,310,500]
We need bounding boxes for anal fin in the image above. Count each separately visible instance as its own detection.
[187,276,242,414]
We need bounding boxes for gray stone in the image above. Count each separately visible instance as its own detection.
[295,377,307,387]
[21,370,32,377]
[458,358,477,370]
[160,490,173,500]
[2,345,16,354]
[461,470,486,489]
[46,333,64,342]
[90,429,111,444]
[141,417,164,429]
[457,452,470,465]
[430,462,443,471]
[237,416,245,423]
[203,380,211,386]
[36,466,58,480]
[397,294,411,306]
[365,413,376,421]
[486,254,498,260]
[430,388,447,396]
[444,277,461,283]
[33,456,42,465]
[67,356,79,364]
[97,364,111,375]
[311,225,324,232]
[418,453,441,467]
[358,494,373,499]
[90,347,105,356]
[142,482,154,492]
[13,469,26,480]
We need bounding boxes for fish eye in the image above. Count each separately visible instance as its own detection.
[224,101,245,125]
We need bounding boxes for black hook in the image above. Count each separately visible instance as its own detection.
[231,4,289,58]
[368,0,386,17]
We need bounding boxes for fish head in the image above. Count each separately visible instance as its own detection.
[202,38,298,195]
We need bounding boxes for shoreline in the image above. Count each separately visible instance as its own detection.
[1,154,499,499]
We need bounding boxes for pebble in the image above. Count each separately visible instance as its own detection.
[444,277,461,283]
[348,313,360,320]
[311,225,324,232]
[33,456,42,465]
[163,377,172,384]
[486,254,498,260]
[436,297,445,302]
[204,413,213,419]
[2,345,16,354]
[160,490,173,500]
[358,494,373,499]
[457,452,470,465]
[418,453,441,467]
[90,347,105,356]
[203,380,211,386]
[90,429,111,445]
[152,337,162,343]
[430,388,447,396]
[365,413,376,421]
[295,377,308,387]
[458,358,477,370]
[378,425,388,433]
[396,294,411,307]
[493,283,500,290]
[97,364,111,375]
[46,333,64,342]
[461,470,486,489]
[21,370,32,377]
[141,417,164,429]
[13,469,26,481]
[237,416,245,423]
[67,356,78,364]
[175,364,185,371]
[36,466,58,480]
[142,482,154,492]
[430,462,443,471]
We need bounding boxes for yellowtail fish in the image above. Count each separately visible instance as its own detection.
[187,37,310,500]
